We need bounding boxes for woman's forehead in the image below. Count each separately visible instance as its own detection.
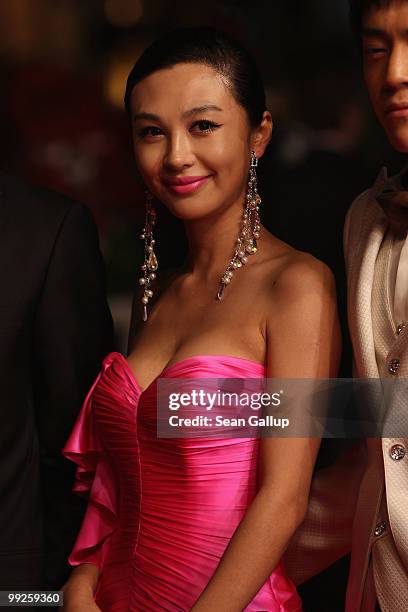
[130,63,235,113]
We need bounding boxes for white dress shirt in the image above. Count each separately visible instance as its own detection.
[394,233,408,325]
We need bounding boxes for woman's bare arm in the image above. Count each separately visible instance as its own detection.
[62,564,100,611]
[191,255,341,611]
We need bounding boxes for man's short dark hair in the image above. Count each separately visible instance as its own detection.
[349,0,405,40]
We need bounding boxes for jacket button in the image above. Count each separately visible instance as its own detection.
[388,359,400,375]
[390,444,406,461]
[374,521,386,537]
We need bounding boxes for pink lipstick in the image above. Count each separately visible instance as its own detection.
[163,175,211,195]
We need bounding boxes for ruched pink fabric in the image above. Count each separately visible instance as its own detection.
[63,352,302,611]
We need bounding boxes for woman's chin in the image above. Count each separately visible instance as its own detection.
[159,194,220,221]
[165,205,218,222]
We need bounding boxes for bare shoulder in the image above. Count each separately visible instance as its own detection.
[263,247,341,377]
[271,249,336,301]
[251,231,336,313]
[264,247,339,344]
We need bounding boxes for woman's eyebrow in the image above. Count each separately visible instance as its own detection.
[133,104,223,122]
[182,104,223,117]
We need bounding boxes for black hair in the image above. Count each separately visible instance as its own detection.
[124,26,266,128]
[349,0,406,40]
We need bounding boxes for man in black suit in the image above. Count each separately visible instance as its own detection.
[0,172,113,592]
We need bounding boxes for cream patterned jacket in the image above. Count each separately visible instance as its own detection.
[284,168,408,612]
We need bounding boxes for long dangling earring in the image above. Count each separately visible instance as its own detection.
[139,190,158,321]
[217,151,261,300]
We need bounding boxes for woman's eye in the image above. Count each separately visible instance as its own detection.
[138,126,163,138]
[191,120,221,133]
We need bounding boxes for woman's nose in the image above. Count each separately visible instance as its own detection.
[163,133,194,171]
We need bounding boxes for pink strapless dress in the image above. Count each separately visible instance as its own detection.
[63,352,302,611]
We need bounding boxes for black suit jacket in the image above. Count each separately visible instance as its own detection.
[0,172,113,590]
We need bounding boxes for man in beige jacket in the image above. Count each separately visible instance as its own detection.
[285,2,408,611]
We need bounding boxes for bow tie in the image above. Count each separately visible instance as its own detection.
[374,166,408,235]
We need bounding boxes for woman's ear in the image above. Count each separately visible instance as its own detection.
[251,111,273,159]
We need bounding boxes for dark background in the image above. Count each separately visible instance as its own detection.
[0,1,401,609]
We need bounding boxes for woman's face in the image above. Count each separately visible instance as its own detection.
[130,62,264,220]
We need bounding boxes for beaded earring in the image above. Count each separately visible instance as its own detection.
[139,190,158,322]
[216,151,261,300]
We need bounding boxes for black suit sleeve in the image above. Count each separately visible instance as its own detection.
[33,202,114,589]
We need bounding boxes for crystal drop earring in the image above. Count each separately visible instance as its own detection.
[217,151,261,300]
[139,190,158,321]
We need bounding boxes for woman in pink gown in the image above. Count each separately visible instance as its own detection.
[62,27,340,611]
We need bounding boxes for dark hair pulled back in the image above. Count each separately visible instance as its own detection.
[124,26,266,128]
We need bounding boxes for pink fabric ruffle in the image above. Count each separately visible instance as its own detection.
[63,355,120,569]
